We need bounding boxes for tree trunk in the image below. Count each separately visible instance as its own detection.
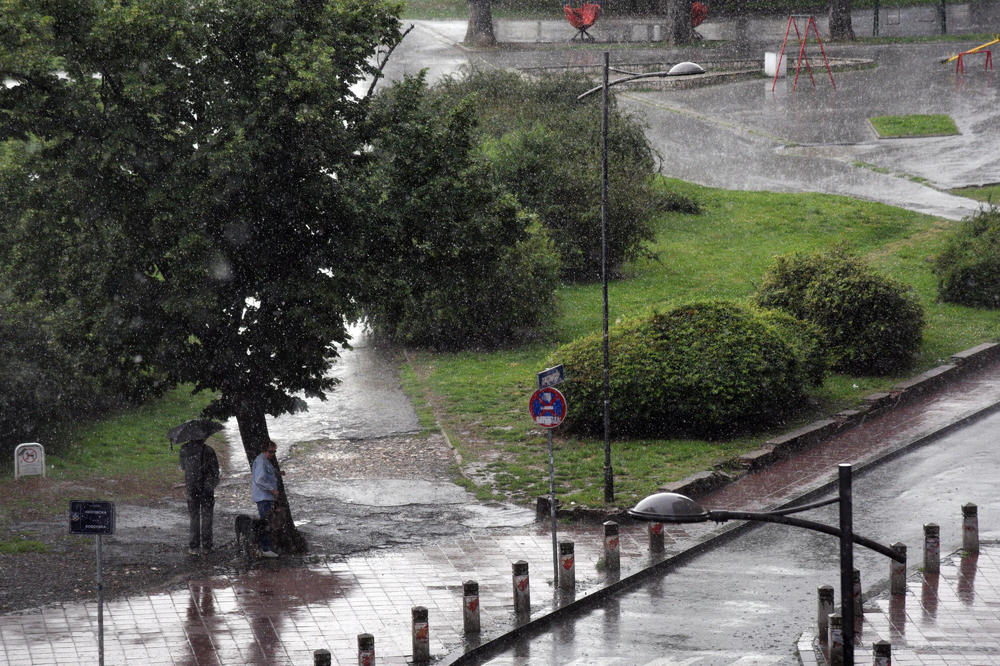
[828,0,855,40]
[465,0,496,47]
[663,0,695,45]
[235,406,308,553]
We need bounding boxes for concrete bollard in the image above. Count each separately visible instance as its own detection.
[817,585,834,643]
[873,639,891,665]
[648,522,665,553]
[558,541,575,590]
[411,607,429,663]
[828,612,844,666]
[890,542,907,595]
[314,648,331,666]
[357,634,374,666]
[924,523,940,574]
[853,568,863,619]
[512,560,530,615]
[463,581,480,634]
[963,503,979,553]
[603,521,620,572]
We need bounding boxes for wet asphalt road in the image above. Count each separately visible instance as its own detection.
[485,410,1000,664]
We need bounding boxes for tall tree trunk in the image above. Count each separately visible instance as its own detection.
[465,0,496,47]
[236,406,308,553]
[663,0,695,45]
[829,0,855,40]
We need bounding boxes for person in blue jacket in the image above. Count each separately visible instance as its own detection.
[251,441,282,558]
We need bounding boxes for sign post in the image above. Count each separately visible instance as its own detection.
[70,500,115,666]
[530,382,567,583]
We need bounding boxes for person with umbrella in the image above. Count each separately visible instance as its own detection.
[169,420,223,556]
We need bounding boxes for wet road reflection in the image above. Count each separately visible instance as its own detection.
[488,410,1000,664]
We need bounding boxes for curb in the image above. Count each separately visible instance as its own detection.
[455,342,1000,665]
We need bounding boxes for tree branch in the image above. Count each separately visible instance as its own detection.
[363,23,414,100]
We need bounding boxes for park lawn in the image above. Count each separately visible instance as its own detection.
[0,386,216,526]
[869,114,959,138]
[401,177,1000,508]
[952,184,1000,202]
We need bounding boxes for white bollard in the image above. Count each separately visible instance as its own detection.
[411,607,429,663]
[890,542,907,595]
[962,503,979,553]
[603,521,620,572]
[924,523,940,574]
[558,541,575,590]
[462,581,480,634]
[512,560,530,615]
[817,585,834,643]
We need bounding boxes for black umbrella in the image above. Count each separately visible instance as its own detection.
[167,419,224,448]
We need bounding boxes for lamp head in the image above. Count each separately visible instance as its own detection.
[628,492,710,523]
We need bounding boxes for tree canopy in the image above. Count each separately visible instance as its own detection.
[0,0,401,491]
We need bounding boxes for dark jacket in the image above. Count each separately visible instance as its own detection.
[179,440,220,493]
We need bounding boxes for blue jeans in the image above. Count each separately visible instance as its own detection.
[256,500,274,552]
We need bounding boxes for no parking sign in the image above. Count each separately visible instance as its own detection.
[529,388,567,429]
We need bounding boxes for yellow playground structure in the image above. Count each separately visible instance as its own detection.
[941,35,999,73]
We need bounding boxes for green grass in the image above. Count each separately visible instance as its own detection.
[952,184,1000,203]
[0,535,50,554]
[403,177,1000,507]
[869,114,959,138]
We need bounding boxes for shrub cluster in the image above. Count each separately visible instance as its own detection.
[934,206,1000,308]
[549,301,826,438]
[359,75,560,349]
[436,69,696,282]
[756,249,924,375]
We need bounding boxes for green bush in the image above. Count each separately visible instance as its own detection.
[756,249,924,375]
[359,75,561,349]
[934,206,1000,308]
[549,301,826,438]
[436,69,696,282]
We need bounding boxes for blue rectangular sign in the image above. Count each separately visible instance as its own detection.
[69,500,116,535]
[537,364,565,389]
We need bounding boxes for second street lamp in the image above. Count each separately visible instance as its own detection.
[628,463,905,666]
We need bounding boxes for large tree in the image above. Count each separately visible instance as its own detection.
[0,0,401,549]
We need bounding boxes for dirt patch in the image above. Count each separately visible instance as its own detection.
[0,432,486,614]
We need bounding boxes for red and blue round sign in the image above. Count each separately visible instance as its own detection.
[529,387,567,428]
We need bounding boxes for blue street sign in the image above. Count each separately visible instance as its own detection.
[537,365,565,389]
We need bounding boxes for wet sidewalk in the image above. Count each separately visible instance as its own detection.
[5,349,1000,664]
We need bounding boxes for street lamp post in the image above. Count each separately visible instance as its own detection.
[628,463,904,666]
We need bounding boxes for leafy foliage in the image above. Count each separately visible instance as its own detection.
[549,301,826,438]
[934,206,1000,308]
[0,0,402,442]
[756,249,924,375]
[435,69,692,281]
[357,74,560,349]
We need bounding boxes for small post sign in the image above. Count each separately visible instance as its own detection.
[537,364,565,389]
[14,443,45,479]
[70,500,115,666]
[70,500,116,535]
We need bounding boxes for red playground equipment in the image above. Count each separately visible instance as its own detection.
[564,0,601,41]
[771,15,836,92]
[691,1,708,28]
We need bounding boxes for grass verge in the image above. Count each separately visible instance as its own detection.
[402,176,1000,508]
[869,114,959,138]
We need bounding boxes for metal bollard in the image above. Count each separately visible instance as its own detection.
[463,581,480,634]
[559,541,575,590]
[853,568,863,619]
[357,634,374,666]
[963,503,979,553]
[817,585,834,643]
[924,523,940,574]
[648,522,665,553]
[412,607,429,663]
[314,648,331,666]
[873,639,891,665]
[512,560,530,615]
[603,521,620,572]
[890,542,907,595]
[828,612,844,666]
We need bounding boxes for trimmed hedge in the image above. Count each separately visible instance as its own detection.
[934,206,1000,308]
[549,301,826,438]
[756,249,924,376]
